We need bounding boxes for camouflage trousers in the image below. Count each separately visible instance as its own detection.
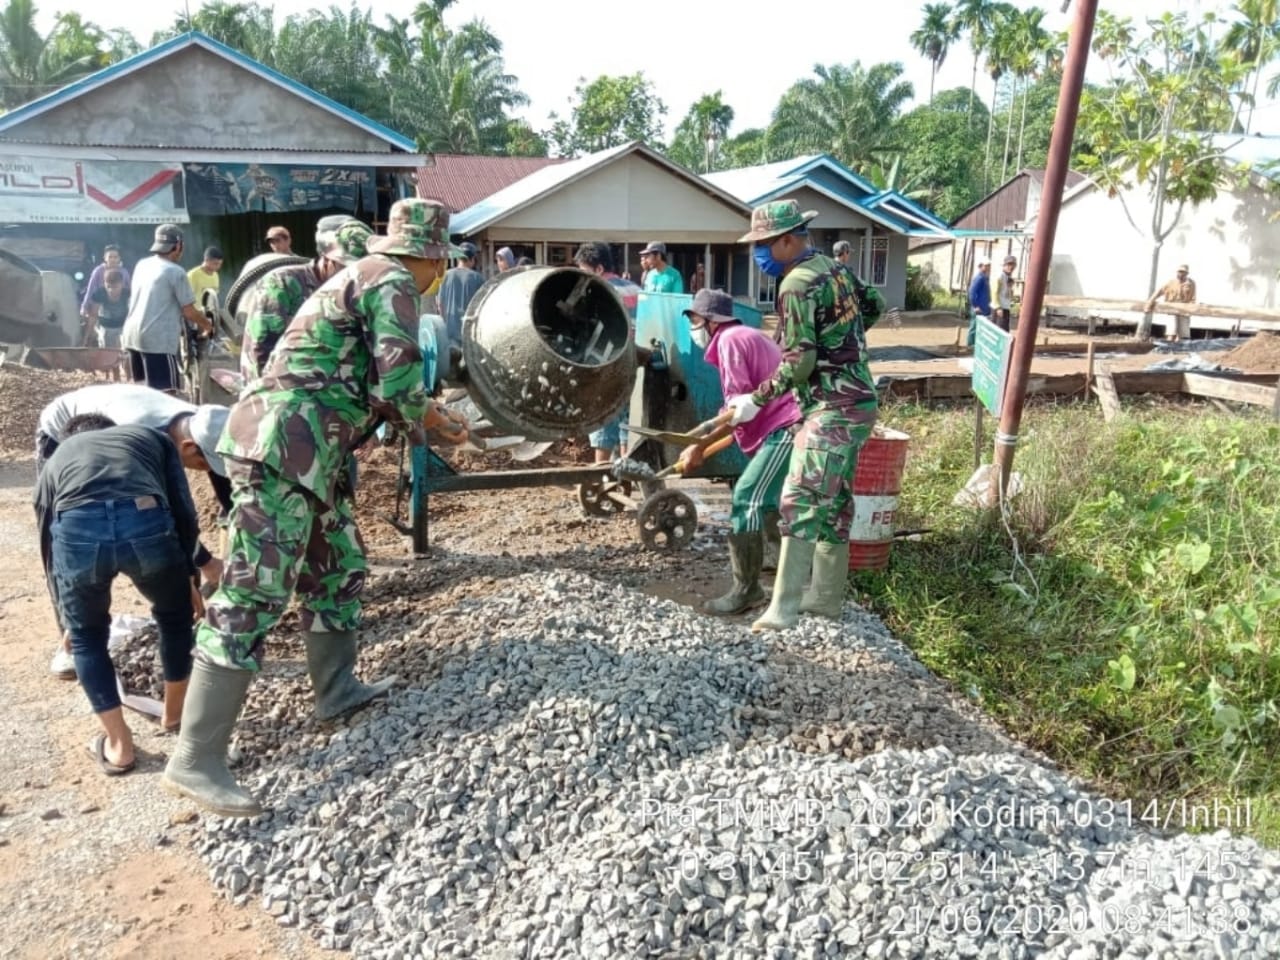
[195,457,366,671]
[779,408,876,544]
[730,426,794,534]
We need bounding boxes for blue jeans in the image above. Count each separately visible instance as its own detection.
[51,499,194,714]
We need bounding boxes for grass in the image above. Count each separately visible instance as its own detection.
[851,397,1280,847]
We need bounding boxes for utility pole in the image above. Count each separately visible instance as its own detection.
[992,0,1099,499]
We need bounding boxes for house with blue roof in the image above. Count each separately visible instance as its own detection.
[704,154,952,309]
[443,140,754,296]
[0,31,429,284]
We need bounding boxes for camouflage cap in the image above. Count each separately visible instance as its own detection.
[315,216,372,264]
[367,198,465,260]
[737,199,819,244]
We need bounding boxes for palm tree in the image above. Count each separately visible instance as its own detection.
[164,1,276,63]
[981,8,1015,189]
[1222,0,1280,133]
[767,61,914,173]
[0,0,109,109]
[666,91,735,171]
[911,3,960,104]
[274,6,387,125]
[1007,7,1051,179]
[951,0,998,120]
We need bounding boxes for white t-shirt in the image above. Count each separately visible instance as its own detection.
[121,255,195,355]
[37,383,195,441]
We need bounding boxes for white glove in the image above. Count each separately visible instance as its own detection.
[726,394,761,426]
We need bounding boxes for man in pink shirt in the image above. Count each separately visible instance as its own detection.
[681,289,802,615]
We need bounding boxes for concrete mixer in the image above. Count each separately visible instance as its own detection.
[400,264,766,555]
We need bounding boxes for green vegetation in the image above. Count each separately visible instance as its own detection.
[856,400,1280,845]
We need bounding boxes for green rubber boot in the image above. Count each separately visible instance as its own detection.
[751,537,817,633]
[305,630,396,722]
[800,541,850,619]
[703,532,766,615]
[762,512,782,572]
[162,659,262,818]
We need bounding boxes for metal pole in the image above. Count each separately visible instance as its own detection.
[992,0,1098,498]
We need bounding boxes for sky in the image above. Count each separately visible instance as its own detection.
[39,0,1280,140]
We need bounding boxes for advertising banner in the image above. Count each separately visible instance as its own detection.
[0,157,187,223]
[183,163,373,215]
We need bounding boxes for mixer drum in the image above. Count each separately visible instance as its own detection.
[461,266,637,441]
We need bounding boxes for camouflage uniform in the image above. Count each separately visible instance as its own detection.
[239,219,372,383]
[198,205,456,671]
[748,207,880,546]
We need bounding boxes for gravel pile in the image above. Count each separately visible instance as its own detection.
[112,620,165,700]
[199,572,1280,958]
[0,365,96,456]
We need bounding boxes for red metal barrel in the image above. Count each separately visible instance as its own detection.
[849,428,911,570]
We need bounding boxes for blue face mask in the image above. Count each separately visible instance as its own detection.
[754,242,814,278]
[753,244,786,278]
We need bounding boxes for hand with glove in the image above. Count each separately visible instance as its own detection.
[725,394,761,426]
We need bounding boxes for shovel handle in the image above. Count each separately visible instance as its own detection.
[660,434,736,478]
[694,410,735,437]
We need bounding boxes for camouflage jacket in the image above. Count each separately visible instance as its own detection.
[221,254,429,502]
[752,252,878,417]
[239,262,324,384]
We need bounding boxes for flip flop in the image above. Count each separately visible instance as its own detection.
[88,733,136,777]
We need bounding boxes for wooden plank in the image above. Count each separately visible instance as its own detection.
[1093,363,1121,421]
[1181,372,1279,408]
[1085,342,1095,398]
[1043,294,1280,323]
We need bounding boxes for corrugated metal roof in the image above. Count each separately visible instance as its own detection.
[416,154,566,213]
[0,142,428,166]
[448,141,751,236]
[1213,133,1280,179]
[952,168,1088,231]
[706,154,951,237]
[0,32,417,153]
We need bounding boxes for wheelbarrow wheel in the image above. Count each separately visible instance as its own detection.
[577,477,630,517]
[637,489,697,552]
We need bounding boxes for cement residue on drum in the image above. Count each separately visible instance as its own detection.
[532,272,630,367]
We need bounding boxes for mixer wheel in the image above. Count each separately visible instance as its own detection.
[637,490,697,552]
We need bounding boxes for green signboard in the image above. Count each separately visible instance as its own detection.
[972,315,1014,415]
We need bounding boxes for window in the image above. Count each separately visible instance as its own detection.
[870,238,889,287]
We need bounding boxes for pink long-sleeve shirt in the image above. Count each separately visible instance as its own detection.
[705,323,802,454]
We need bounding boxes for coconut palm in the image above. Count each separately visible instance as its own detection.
[766,61,914,174]
[950,0,999,120]
[980,6,1016,189]
[0,0,110,109]
[1005,6,1051,179]
[911,3,960,104]
[667,91,736,172]
[1222,0,1280,133]
[162,1,276,62]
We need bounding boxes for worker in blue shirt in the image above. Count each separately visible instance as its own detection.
[967,257,993,347]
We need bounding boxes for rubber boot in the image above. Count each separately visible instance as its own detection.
[161,659,261,818]
[751,537,817,633]
[305,630,396,722]
[762,512,782,572]
[703,532,766,615]
[800,541,850,619]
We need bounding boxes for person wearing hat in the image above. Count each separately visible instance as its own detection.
[679,288,802,615]
[120,224,215,394]
[35,383,232,677]
[187,246,224,314]
[437,240,485,346]
[967,256,993,346]
[163,198,468,818]
[239,216,373,383]
[265,226,293,254]
[727,199,881,633]
[995,254,1018,332]
[640,242,683,294]
[1145,263,1197,340]
[35,414,207,775]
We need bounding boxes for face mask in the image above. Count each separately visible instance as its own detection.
[753,244,786,278]
[423,273,442,297]
[690,326,711,349]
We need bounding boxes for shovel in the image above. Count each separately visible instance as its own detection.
[626,410,734,446]
[614,434,736,482]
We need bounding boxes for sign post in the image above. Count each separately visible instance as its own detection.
[971,315,1014,416]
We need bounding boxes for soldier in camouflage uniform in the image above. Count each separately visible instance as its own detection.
[726,199,881,633]
[239,216,373,383]
[163,199,464,817]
